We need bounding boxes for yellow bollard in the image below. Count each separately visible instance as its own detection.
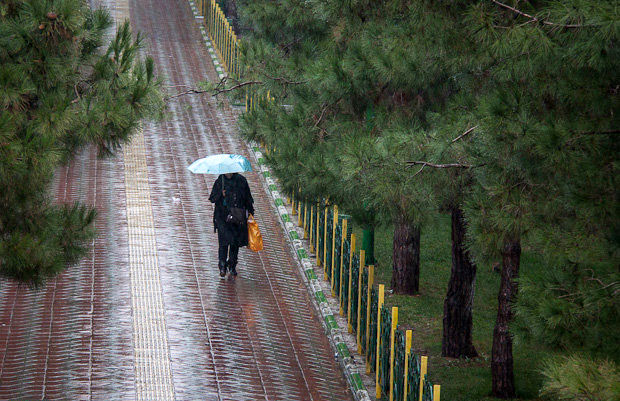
[309,205,314,248]
[218,12,222,57]
[365,264,374,373]
[225,23,229,70]
[228,25,233,71]
[376,284,385,399]
[218,9,222,52]
[230,29,235,73]
[214,3,218,39]
[231,34,236,77]
[403,330,412,401]
[228,26,232,71]
[226,19,230,71]
[419,356,428,401]
[347,234,356,331]
[233,34,237,78]
[291,194,296,215]
[323,204,328,279]
[357,249,365,353]
[339,219,348,315]
[215,8,219,53]
[316,202,320,263]
[303,201,308,238]
[390,307,398,401]
[222,20,227,69]
[216,7,220,38]
[433,385,440,401]
[330,205,338,294]
[208,2,213,38]
[223,18,226,63]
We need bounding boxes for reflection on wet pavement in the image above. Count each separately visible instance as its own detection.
[0,0,352,400]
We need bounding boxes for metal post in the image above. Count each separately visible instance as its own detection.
[365,265,374,373]
[309,204,314,251]
[389,307,398,401]
[376,284,385,399]
[339,219,348,315]
[357,249,365,353]
[316,202,320,262]
[347,234,356,331]
[433,385,441,401]
[330,205,338,294]
[323,204,328,279]
[419,356,428,401]
[403,330,412,401]
[303,201,308,238]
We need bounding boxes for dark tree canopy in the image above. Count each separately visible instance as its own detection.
[219,0,619,398]
[0,0,162,286]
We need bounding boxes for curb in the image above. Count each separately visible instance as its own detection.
[250,148,371,401]
[185,2,371,400]
[188,0,227,82]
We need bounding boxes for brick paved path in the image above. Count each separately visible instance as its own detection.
[0,0,352,400]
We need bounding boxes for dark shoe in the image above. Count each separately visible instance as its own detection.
[218,261,227,277]
[229,264,237,277]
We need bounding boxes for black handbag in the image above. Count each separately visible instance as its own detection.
[226,206,246,225]
[223,180,246,224]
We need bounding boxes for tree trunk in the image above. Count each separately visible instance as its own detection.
[391,216,420,295]
[224,0,239,32]
[442,206,478,358]
[491,239,521,398]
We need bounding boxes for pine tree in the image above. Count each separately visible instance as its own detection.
[462,0,619,397]
[0,0,162,286]
[231,0,618,395]
[237,0,455,295]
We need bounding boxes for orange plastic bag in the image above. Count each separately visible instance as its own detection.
[247,215,263,252]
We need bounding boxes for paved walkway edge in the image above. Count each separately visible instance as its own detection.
[185,1,371,400]
[250,149,371,401]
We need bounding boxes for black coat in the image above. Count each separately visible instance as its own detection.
[208,173,255,247]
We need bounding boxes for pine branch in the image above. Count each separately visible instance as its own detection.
[452,126,478,143]
[212,80,263,95]
[564,129,620,147]
[491,0,595,29]
[408,160,485,177]
[313,103,330,128]
[578,129,620,136]
[407,161,473,169]
[70,84,81,104]
[407,127,480,177]
[165,80,263,100]
[312,98,342,140]
[263,72,307,85]
[166,88,208,100]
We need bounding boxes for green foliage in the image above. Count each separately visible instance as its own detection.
[541,354,620,401]
[515,262,619,358]
[0,0,163,286]
[231,0,619,396]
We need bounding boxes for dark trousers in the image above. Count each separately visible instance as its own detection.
[218,243,239,268]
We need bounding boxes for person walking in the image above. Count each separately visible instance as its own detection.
[209,172,255,277]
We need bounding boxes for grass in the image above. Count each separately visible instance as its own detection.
[354,214,552,401]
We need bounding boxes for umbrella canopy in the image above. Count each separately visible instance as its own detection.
[188,154,252,175]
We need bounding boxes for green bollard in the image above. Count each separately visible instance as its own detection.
[362,227,375,265]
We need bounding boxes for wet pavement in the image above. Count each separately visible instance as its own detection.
[0,0,352,400]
